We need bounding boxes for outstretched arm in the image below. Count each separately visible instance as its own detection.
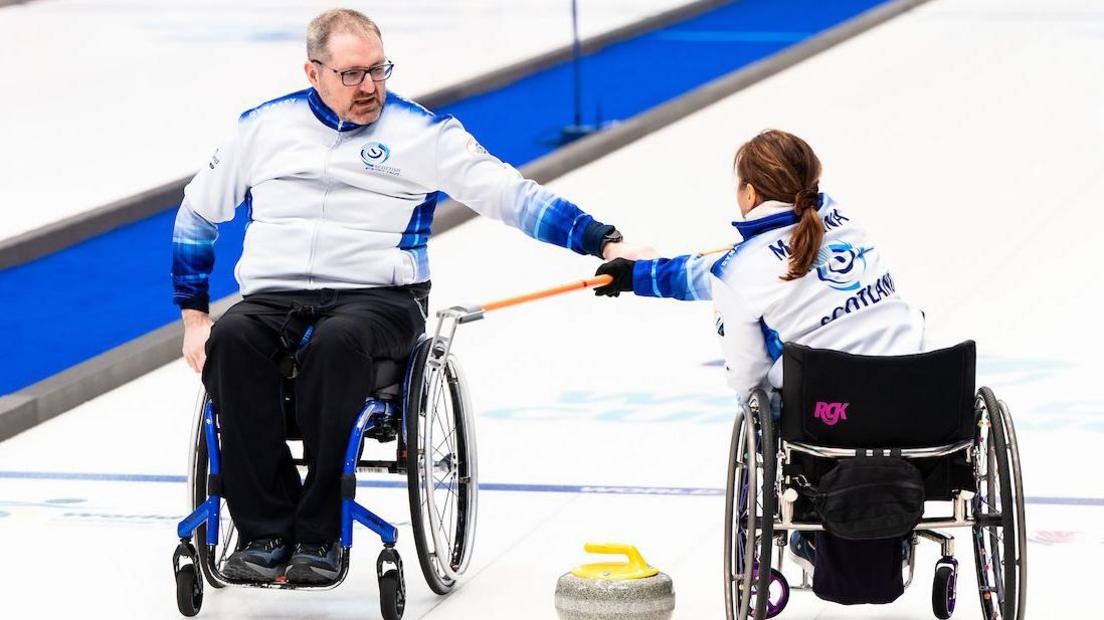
[594,254,716,301]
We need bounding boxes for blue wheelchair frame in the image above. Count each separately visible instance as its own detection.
[176,399,400,550]
[175,335,429,584]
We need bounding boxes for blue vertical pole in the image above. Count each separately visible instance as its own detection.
[571,0,583,130]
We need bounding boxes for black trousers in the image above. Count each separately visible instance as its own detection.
[202,285,426,544]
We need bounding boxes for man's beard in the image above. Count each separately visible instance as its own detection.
[348,94,381,122]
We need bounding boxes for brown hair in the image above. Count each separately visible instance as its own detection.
[734,130,823,281]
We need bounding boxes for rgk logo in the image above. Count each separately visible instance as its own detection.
[814,401,849,426]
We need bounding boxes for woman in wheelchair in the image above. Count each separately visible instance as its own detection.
[594,129,926,377]
[595,130,1026,619]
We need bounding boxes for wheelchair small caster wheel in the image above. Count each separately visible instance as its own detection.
[377,547,405,620]
[175,563,203,617]
[751,565,789,618]
[932,556,958,619]
[379,569,405,620]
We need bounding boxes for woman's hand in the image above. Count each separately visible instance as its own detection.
[594,258,637,297]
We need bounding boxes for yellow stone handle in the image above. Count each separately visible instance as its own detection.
[584,543,649,572]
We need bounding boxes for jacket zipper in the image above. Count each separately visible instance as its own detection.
[306,120,344,285]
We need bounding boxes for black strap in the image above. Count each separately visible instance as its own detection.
[275,294,338,378]
[782,462,805,477]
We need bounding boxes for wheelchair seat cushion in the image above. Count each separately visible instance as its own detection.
[281,356,407,440]
[781,341,976,448]
[372,358,404,393]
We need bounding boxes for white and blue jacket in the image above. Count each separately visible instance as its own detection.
[172,88,614,311]
[632,195,925,394]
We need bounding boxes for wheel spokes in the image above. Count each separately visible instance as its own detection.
[415,355,476,583]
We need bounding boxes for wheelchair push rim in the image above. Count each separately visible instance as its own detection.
[971,387,1027,620]
[405,338,479,593]
[724,390,777,620]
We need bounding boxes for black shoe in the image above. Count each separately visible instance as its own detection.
[222,537,292,582]
[286,541,341,584]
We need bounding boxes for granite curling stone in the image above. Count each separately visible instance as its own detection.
[554,543,675,620]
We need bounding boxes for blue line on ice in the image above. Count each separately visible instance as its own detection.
[0,470,1100,506]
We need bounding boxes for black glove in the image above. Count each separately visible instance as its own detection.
[594,258,636,297]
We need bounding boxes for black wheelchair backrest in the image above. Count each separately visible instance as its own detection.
[780,341,976,448]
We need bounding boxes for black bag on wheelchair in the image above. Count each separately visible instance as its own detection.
[813,532,906,605]
[806,456,922,604]
[811,456,925,540]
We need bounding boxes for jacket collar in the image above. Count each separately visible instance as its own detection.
[307,88,367,132]
[731,193,827,239]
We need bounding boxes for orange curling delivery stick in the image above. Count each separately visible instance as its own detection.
[481,275,613,313]
[475,244,736,315]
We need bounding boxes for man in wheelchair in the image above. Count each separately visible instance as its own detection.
[594,130,1026,619]
[170,8,651,585]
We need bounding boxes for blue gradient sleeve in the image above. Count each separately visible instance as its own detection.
[512,182,609,256]
[171,204,218,312]
[632,254,715,301]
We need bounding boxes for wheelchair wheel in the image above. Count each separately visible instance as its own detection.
[379,570,405,620]
[404,338,478,594]
[932,559,958,619]
[724,390,777,620]
[188,392,237,588]
[970,387,1026,620]
[175,563,203,616]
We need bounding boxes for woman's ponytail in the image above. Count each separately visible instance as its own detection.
[782,186,823,281]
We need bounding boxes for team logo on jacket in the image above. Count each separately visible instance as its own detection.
[361,142,400,176]
[812,241,873,291]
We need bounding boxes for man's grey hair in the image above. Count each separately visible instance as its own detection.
[306,8,382,61]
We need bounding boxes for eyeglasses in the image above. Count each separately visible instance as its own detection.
[310,59,394,86]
